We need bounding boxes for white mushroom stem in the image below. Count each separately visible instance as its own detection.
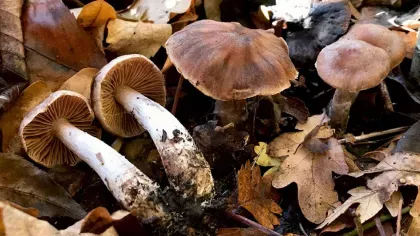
[52,118,167,220]
[328,89,359,134]
[115,86,214,199]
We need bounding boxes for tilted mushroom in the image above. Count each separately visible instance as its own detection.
[20,91,166,220]
[315,39,391,133]
[92,54,214,199]
[165,20,298,124]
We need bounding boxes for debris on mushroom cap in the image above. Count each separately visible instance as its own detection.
[316,39,391,93]
[93,54,166,138]
[20,91,101,167]
[165,20,298,101]
[341,23,406,68]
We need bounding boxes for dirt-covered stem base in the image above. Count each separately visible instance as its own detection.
[328,89,358,134]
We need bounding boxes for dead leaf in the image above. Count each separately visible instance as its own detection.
[317,187,382,229]
[0,153,86,219]
[349,152,420,202]
[237,161,282,229]
[118,0,192,23]
[23,0,107,91]
[320,202,353,235]
[106,19,172,58]
[254,142,283,176]
[408,187,420,236]
[272,138,349,224]
[59,68,99,102]
[217,228,268,236]
[0,81,51,153]
[395,31,417,59]
[77,0,116,28]
[70,8,106,53]
[384,191,402,217]
[204,0,222,21]
[268,113,329,157]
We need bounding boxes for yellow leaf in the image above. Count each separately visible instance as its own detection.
[254,142,282,170]
[77,0,116,28]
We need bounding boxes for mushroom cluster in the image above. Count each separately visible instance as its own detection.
[315,23,405,133]
[19,54,214,221]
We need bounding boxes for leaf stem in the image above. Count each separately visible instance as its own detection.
[338,127,409,144]
[226,209,281,236]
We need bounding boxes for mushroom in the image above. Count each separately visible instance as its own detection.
[165,20,298,124]
[92,54,214,199]
[20,90,166,220]
[315,39,391,133]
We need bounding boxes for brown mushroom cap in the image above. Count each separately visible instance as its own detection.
[341,23,405,68]
[92,54,166,138]
[316,39,391,92]
[165,20,298,101]
[20,91,101,167]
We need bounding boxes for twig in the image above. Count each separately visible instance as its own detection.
[338,127,409,144]
[396,197,404,236]
[374,217,386,236]
[343,206,411,236]
[64,0,84,7]
[225,209,281,236]
[379,81,394,113]
[171,75,184,115]
[299,222,309,236]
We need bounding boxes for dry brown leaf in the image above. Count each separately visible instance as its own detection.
[272,138,348,224]
[118,0,192,23]
[217,228,268,236]
[0,81,51,153]
[394,31,417,59]
[384,191,402,217]
[349,152,420,202]
[59,68,99,101]
[204,0,222,21]
[268,113,329,157]
[237,161,282,229]
[106,19,172,58]
[317,187,382,229]
[320,202,353,235]
[77,0,116,28]
[408,187,420,236]
[23,0,107,91]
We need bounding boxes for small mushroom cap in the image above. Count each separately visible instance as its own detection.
[341,23,405,68]
[20,90,101,168]
[166,20,298,101]
[93,54,166,138]
[316,39,391,92]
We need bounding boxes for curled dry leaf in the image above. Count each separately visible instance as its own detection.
[77,0,116,28]
[254,142,282,176]
[237,161,282,229]
[408,187,420,236]
[384,191,402,217]
[349,152,420,202]
[59,68,99,102]
[118,0,192,23]
[23,0,107,91]
[106,19,172,58]
[317,187,382,229]
[272,138,349,224]
[0,153,86,219]
[0,81,51,153]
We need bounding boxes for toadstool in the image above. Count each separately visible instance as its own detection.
[165,20,298,124]
[20,90,166,219]
[92,54,214,200]
[315,39,391,133]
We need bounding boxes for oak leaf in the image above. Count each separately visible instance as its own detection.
[254,142,282,176]
[408,187,420,236]
[237,161,282,229]
[272,137,349,224]
[217,228,268,236]
[77,0,116,28]
[106,19,172,58]
[59,68,99,102]
[384,191,402,217]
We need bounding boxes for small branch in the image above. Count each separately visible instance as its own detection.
[299,222,309,236]
[374,217,386,236]
[225,209,281,236]
[379,81,394,113]
[396,197,404,236]
[171,75,184,115]
[338,127,409,144]
[343,206,411,236]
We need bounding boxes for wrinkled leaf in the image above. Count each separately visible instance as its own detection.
[317,187,382,229]
[217,227,268,236]
[408,187,420,236]
[0,81,51,153]
[238,161,282,229]
[118,0,192,23]
[106,19,172,58]
[272,138,349,224]
[77,0,116,27]
[23,0,107,91]
[254,142,282,176]
[0,153,86,219]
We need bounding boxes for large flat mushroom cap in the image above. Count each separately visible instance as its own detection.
[166,20,298,101]
[19,91,100,167]
[342,23,405,69]
[93,54,166,138]
[316,39,391,93]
